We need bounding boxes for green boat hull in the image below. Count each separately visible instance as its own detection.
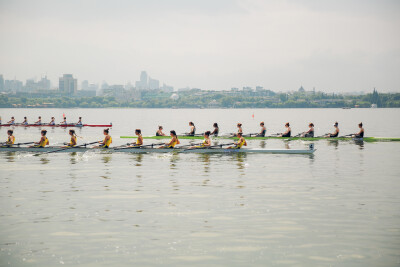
[120,136,400,142]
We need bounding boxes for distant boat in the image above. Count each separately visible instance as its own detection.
[342,107,351,109]
[371,104,377,108]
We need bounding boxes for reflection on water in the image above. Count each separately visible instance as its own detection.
[40,157,50,165]
[260,140,266,148]
[69,152,78,164]
[102,155,112,164]
[131,153,144,166]
[198,154,211,173]
[354,140,364,149]
[328,140,339,149]
[5,152,16,162]
[232,153,247,171]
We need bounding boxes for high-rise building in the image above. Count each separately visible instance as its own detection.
[38,76,51,90]
[135,71,148,90]
[59,74,77,95]
[81,80,89,90]
[148,77,159,90]
[0,75,4,91]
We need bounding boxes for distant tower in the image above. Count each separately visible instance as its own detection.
[59,74,77,95]
[0,74,4,91]
[140,71,148,89]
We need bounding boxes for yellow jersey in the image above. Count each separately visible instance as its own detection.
[102,135,112,148]
[7,135,15,145]
[38,137,49,147]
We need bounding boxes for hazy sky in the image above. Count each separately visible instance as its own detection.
[0,0,399,92]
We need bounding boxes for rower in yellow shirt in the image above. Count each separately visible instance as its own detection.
[130,129,143,147]
[228,132,247,149]
[159,130,180,148]
[32,130,49,147]
[97,128,112,148]
[2,130,15,147]
[189,131,211,149]
[63,129,77,147]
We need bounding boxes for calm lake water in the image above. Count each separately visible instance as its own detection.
[1,108,400,266]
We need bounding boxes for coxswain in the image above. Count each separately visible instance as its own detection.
[49,117,56,126]
[131,129,143,147]
[280,122,291,137]
[3,130,15,146]
[211,123,219,137]
[256,122,266,137]
[76,117,83,126]
[301,123,314,137]
[8,117,15,125]
[159,130,180,148]
[228,132,247,149]
[156,126,166,136]
[60,117,67,125]
[325,122,339,137]
[352,122,364,138]
[35,116,42,125]
[22,117,28,125]
[189,131,211,149]
[97,128,112,148]
[188,122,196,136]
[64,129,77,147]
[32,130,49,147]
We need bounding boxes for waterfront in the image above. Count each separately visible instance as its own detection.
[0,108,400,266]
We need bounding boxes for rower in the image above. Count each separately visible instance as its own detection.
[237,123,243,134]
[352,122,364,138]
[159,130,180,148]
[188,122,196,136]
[189,131,211,149]
[22,116,28,125]
[76,117,83,126]
[3,130,15,147]
[301,123,314,137]
[326,122,339,137]
[8,117,15,125]
[156,126,166,136]
[32,130,49,147]
[97,128,112,148]
[0,116,2,125]
[280,122,291,137]
[256,122,266,137]
[130,129,143,147]
[228,132,247,149]
[60,117,67,125]
[49,117,56,126]
[64,129,77,147]
[35,116,42,125]
[211,123,219,137]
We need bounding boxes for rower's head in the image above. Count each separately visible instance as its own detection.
[309,123,314,127]
[41,130,47,136]
[135,129,141,135]
[260,122,264,126]
[189,121,194,126]
[170,130,177,137]
[79,117,82,119]
[38,116,41,119]
[334,122,338,127]
[213,123,218,128]
[103,128,109,135]
[204,131,211,137]
[51,117,54,119]
[69,129,75,136]
[158,126,163,130]
[11,116,14,119]
[359,122,363,128]
[64,117,66,120]
[285,122,290,127]
[7,130,13,135]
[24,117,27,119]
[237,123,242,127]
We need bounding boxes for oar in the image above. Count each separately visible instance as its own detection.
[269,133,281,136]
[33,141,100,156]
[339,134,353,138]
[113,143,165,151]
[12,142,35,146]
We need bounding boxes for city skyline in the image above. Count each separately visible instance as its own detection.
[0,0,399,93]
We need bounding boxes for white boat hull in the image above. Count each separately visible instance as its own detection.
[0,146,315,154]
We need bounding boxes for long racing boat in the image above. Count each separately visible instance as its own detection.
[0,123,112,128]
[0,145,315,154]
[120,135,400,142]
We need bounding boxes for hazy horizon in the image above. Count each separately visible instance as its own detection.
[1,0,399,92]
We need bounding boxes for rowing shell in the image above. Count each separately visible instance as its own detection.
[120,136,400,142]
[0,124,112,127]
[0,146,315,154]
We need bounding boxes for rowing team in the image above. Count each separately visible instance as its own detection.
[2,128,247,150]
[1,116,82,126]
[162,121,365,138]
